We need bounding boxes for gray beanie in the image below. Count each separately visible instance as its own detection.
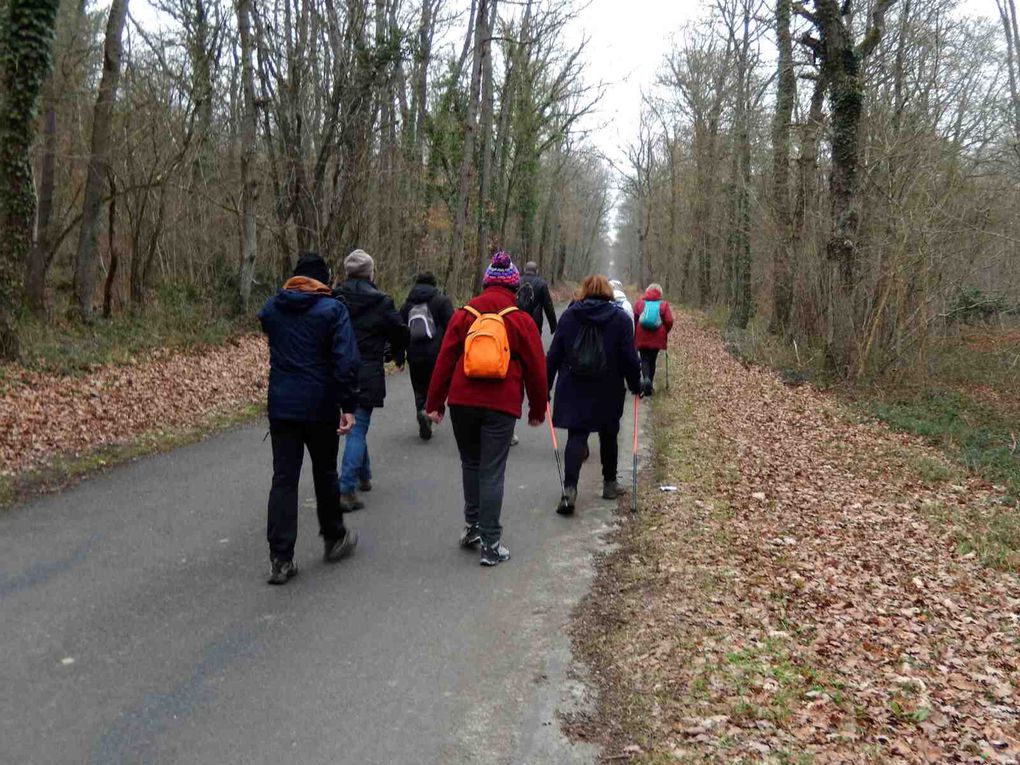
[344,248,375,280]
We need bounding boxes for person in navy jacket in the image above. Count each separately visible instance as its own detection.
[547,274,642,515]
[258,251,361,585]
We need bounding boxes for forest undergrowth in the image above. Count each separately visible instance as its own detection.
[572,311,1018,763]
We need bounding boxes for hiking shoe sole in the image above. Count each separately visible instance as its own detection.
[480,543,511,566]
[324,529,359,563]
[339,493,365,512]
[267,561,298,585]
[459,525,482,548]
[417,411,433,441]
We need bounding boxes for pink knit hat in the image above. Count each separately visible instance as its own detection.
[482,251,520,289]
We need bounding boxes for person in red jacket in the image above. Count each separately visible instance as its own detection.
[633,283,674,396]
[426,251,548,567]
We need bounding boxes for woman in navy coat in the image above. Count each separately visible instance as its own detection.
[546,274,643,515]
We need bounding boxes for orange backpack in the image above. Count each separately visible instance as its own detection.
[462,305,518,379]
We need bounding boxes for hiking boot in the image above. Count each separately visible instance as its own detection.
[557,486,577,516]
[417,410,433,441]
[459,524,482,548]
[480,540,511,566]
[602,481,626,500]
[339,491,364,512]
[510,434,520,446]
[359,478,372,493]
[324,528,358,563]
[267,558,298,585]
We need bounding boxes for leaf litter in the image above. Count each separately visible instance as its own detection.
[571,313,1018,764]
[0,336,267,478]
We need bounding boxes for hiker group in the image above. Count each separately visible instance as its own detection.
[258,249,673,584]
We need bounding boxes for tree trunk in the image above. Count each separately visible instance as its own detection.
[998,0,1020,157]
[812,0,894,372]
[768,0,796,334]
[448,0,488,294]
[474,0,498,285]
[236,0,259,311]
[73,0,129,323]
[102,173,118,319]
[0,0,61,358]
[25,82,58,314]
[730,3,754,329]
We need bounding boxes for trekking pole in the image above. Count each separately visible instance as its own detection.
[547,402,565,495]
[664,348,670,390]
[632,395,640,513]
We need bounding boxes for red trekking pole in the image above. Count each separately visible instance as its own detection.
[632,395,640,513]
[547,402,565,495]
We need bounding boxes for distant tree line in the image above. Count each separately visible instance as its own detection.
[615,0,1020,378]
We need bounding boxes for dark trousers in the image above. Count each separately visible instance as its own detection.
[267,419,345,561]
[640,348,659,386]
[408,357,435,412]
[449,405,516,544]
[564,419,620,488]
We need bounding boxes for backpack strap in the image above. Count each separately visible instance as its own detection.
[463,305,481,319]
[498,306,518,317]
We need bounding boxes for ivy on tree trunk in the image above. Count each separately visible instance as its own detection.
[0,0,61,358]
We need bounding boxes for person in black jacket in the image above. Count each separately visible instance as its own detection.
[399,272,454,440]
[258,251,361,585]
[518,261,558,334]
[334,249,409,511]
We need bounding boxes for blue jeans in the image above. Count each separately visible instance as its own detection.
[339,407,373,492]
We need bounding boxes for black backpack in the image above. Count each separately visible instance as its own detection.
[567,320,607,377]
[516,279,538,314]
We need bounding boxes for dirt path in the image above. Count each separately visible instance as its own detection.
[574,314,1019,763]
[0,336,267,477]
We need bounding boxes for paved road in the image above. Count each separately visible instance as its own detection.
[0,329,645,764]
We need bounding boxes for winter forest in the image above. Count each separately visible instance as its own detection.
[0,0,1017,379]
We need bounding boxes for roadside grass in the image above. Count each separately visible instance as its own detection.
[868,389,1019,500]
[713,310,1020,570]
[6,283,253,379]
[0,402,263,510]
[572,341,834,762]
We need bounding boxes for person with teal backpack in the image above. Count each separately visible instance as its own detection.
[633,283,674,396]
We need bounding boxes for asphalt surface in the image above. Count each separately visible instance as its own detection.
[0,325,647,765]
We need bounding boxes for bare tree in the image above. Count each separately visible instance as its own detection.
[73,0,130,323]
[769,0,796,333]
[236,0,259,309]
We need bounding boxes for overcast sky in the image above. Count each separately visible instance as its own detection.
[568,0,702,170]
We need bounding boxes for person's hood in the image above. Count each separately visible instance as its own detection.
[643,286,663,301]
[407,282,439,304]
[571,297,619,325]
[608,279,624,290]
[335,279,386,318]
[612,288,630,304]
[274,276,332,312]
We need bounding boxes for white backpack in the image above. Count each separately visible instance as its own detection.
[408,301,437,342]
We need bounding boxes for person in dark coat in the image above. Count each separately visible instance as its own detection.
[547,274,642,515]
[333,249,409,511]
[399,271,454,440]
[633,282,674,396]
[517,261,558,333]
[258,251,361,585]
